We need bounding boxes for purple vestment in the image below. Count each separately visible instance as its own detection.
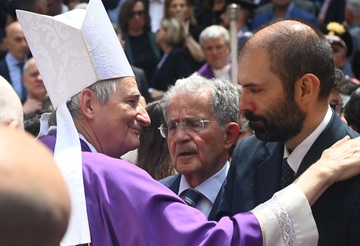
[39,136,263,245]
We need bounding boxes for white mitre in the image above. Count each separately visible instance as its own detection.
[16,0,134,244]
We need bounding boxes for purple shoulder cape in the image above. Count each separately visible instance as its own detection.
[82,152,263,246]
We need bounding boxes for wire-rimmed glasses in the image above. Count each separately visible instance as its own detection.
[158,118,217,138]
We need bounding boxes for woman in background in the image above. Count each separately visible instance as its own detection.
[164,0,205,69]
[149,17,193,101]
[137,101,176,180]
[118,0,161,82]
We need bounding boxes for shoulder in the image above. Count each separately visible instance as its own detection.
[160,174,181,186]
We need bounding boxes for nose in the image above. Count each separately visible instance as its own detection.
[136,105,151,127]
[239,93,255,113]
[172,122,191,142]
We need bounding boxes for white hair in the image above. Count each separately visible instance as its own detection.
[199,25,230,47]
[0,76,23,129]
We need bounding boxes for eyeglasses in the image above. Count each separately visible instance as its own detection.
[158,118,217,138]
[330,103,344,116]
[129,10,145,18]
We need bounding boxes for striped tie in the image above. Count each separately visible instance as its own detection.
[183,188,203,208]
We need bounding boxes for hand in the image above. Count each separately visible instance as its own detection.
[23,98,43,115]
[316,135,360,183]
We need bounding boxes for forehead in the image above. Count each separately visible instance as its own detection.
[114,77,139,95]
[238,48,281,87]
[203,36,226,46]
[133,1,144,10]
[167,90,213,118]
[170,0,187,6]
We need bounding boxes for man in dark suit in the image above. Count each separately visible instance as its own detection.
[218,19,360,245]
[160,74,240,220]
[0,21,29,103]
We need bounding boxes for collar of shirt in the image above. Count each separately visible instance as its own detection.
[213,63,231,81]
[284,106,332,173]
[179,161,229,204]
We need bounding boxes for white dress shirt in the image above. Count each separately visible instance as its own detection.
[178,161,229,217]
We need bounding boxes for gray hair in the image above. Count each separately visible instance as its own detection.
[199,25,230,47]
[347,0,360,18]
[0,76,23,129]
[48,79,117,126]
[161,74,239,127]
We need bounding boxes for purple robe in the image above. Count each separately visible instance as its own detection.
[197,61,232,80]
[39,136,263,245]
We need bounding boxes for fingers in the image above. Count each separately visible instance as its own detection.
[329,135,350,150]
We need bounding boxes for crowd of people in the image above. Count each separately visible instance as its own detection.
[1,0,360,245]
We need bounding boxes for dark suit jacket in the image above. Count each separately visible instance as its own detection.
[0,59,11,84]
[150,47,193,92]
[0,58,27,103]
[160,174,225,221]
[218,112,360,245]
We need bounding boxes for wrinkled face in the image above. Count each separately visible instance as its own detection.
[166,90,227,181]
[22,59,46,99]
[168,0,189,21]
[5,22,29,61]
[202,36,230,70]
[238,49,305,142]
[93,77,150,158]
[127,1,145,33]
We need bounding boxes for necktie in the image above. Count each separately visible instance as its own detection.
[280,158,295,189]
[183,188,203,208]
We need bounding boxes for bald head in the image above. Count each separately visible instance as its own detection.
[240,19,335,99]
[0,126,71,246]
[0,76,24,129]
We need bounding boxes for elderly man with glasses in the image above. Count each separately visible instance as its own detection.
[160,74,240,220]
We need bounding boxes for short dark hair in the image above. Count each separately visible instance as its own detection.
[240,19,335,100]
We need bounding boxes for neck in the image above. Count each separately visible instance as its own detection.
[273,4,289,19]
[161,43,173,54]
[184,155,227,188]
[285,102,328,151]
[128,28,143,36]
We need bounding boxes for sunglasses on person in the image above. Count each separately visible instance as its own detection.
[129,10,145,18]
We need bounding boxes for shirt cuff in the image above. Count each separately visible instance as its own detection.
[251,184,318,246]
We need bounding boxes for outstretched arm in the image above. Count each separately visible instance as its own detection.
[294,135,360,206]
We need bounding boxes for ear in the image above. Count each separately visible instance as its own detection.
[8,120,18,129]
[79,89,96,120]
[295,73,321,106]
[223,122,240,150]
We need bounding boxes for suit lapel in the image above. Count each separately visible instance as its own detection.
[297,112,343,177]
[257,142,284,203]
